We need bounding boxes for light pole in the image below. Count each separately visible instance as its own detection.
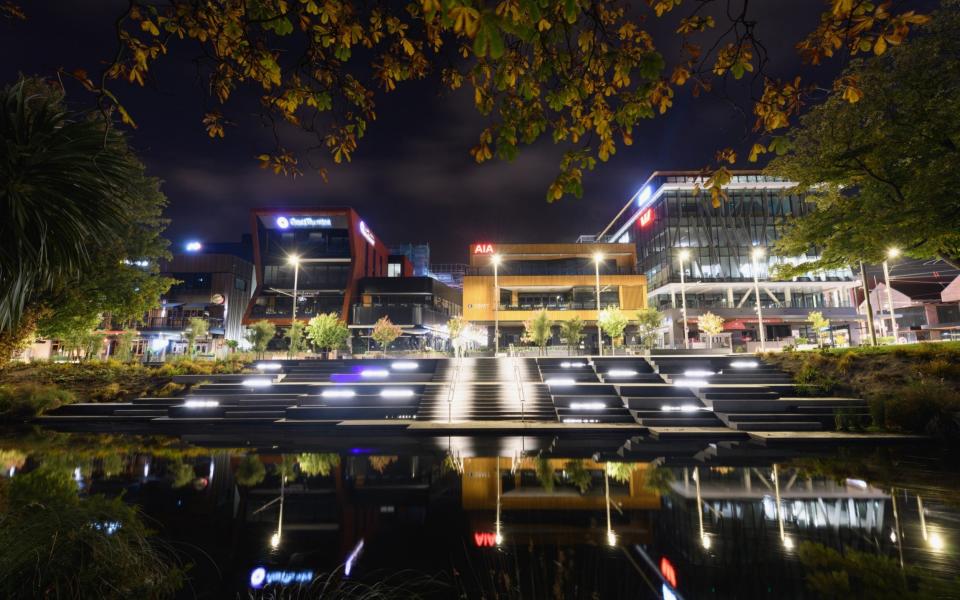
[594,252,604,356]
[288,255,301,323]
[605,468,616,546]
[492,254,501,356]
[883,248,900,344]
[678,250,690,350]
[751,248,767,352]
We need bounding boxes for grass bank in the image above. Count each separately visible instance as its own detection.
[765,342,960,439]
[0,357,252,422]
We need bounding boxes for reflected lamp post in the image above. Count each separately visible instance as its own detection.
[678,250,690,350]
[605,468,616,546]
[594,252,604,356]
[288,255,301,324]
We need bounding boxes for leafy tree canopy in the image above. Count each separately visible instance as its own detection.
[768,3,960,274]
[306,312,350,353]
[10,0,931,204]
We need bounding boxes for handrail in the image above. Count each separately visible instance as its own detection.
[446,355,461,423]
[513,357,526,423]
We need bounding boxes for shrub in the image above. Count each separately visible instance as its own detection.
[234,454,266,487]
[170,462,195,488]
[154,382,185,397]
[0,383,75,421]
[297,453,340,477]
[881,381,960,438]
[91,382,124,403]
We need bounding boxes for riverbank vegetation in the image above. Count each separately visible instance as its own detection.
[766,342,960,439]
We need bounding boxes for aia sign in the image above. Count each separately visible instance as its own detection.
[638,208,654,227]
[474,532,497,547]
[473,243,495,255]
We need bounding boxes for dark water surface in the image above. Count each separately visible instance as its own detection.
[3,430,959,599]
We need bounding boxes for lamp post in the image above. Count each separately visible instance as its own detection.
[594,252,604,356]
[883,248,900,344]
[288,255,301,324]
[492,254,501,356]
[751,248,766,352]
[678,250,690,350]
[605,469,616,546]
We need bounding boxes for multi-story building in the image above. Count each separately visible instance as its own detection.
[462,243,647,352]
[140,238,256,355]
[351,276,462,351]
[388,243,431,277]
[589,171,863,349]
[244,208,390,327]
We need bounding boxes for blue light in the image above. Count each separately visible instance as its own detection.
[185,241,202,252]
[276,216,290,229]
[637,185,652,207]
[248,567,314,588]
[249,567,266,589]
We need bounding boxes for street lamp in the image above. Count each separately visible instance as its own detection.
[678,250,690,350]
[492,254,501,356]
[751,248,766,352]
[288,255,301,324]
[604,468,616,546]
[594,252,604,356]
[883,248,900,344]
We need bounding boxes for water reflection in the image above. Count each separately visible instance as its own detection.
[1,431,959,598]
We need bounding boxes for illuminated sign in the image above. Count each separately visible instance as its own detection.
[473,243,495,255]
[637,185,652,206]
[359,220,376,245]
[474,532,497,547]
[659,556,678,588]
[638,208,654,227]
[248,567,315,589]
[276,216,332,229]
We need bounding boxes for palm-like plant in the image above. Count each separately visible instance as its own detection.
[0,77,139,331]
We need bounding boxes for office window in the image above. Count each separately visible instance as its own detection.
[388,263,401,277]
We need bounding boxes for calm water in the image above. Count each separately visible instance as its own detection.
[3,430,959,599]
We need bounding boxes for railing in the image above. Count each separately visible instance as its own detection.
[351,305,453,327]
[140,317,225,330]
[498,301,620,311]
[465,266,639,276]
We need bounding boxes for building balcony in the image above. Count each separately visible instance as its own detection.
[351,304,453,328]
[140,316,225,332]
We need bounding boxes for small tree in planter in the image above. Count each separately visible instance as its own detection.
[306,312,350,358]
[809,311,830,347]
[447,315,466,358]
[245,320,276,360]
[635,307,663,351]
[371,317,402,355]
[113,330,137,361]
[284,321,307,358]
[698,312,725,348]
[185,317,209,356]
[598,307,629,354]
[525,310,552,355]
[560,316,585,355]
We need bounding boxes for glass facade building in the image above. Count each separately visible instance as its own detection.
[592,171,863,349]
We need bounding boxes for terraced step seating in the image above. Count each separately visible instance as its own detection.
[38,354,869,434]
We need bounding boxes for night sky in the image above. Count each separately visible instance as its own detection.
[2,1,841,263]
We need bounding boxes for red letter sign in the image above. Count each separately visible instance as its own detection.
[474,532,496,547]
[473,243,495,255]
[659,556,677,588]
[638,208,654,227]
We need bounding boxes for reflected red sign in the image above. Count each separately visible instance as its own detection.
[474,532,497,547]
[473,243,495,255]
[659,556,678,588]
[639,208,654,227]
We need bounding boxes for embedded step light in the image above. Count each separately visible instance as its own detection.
[560,361,586,368]
[683,369,715,377]
[563,417,599,424]
[391,361,419,370]
[322,389,356,398]
[672,378,708,388]
[256,362,282,371]
[544,377,576,386]
[606,369,637,377]
[660,404,709,412]
[730,360,759,368]
[360,369,389,378]
[242,378,273,388]
[184,400,219,408]
[380,389,415,399]
[570,402,606,410]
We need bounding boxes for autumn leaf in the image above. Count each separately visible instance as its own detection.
[748,143,765,163]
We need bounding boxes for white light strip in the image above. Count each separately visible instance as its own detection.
[660,404,709,412]
[563,418,600,424]
[322,389,356,398]
[607,369,637,377]
[242,378,273,388]
[570,402,606,410]
[184,400,219,408]
[344,539,365,577]
[730,360,759,368]
[672,378,709,388]
[380,389,415,398]
[390,361,419,370]
[683,369,715,377]
[545,378,576,386]
[256,362,282,371]
[560,361,586,368]
[361,369,389,378]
